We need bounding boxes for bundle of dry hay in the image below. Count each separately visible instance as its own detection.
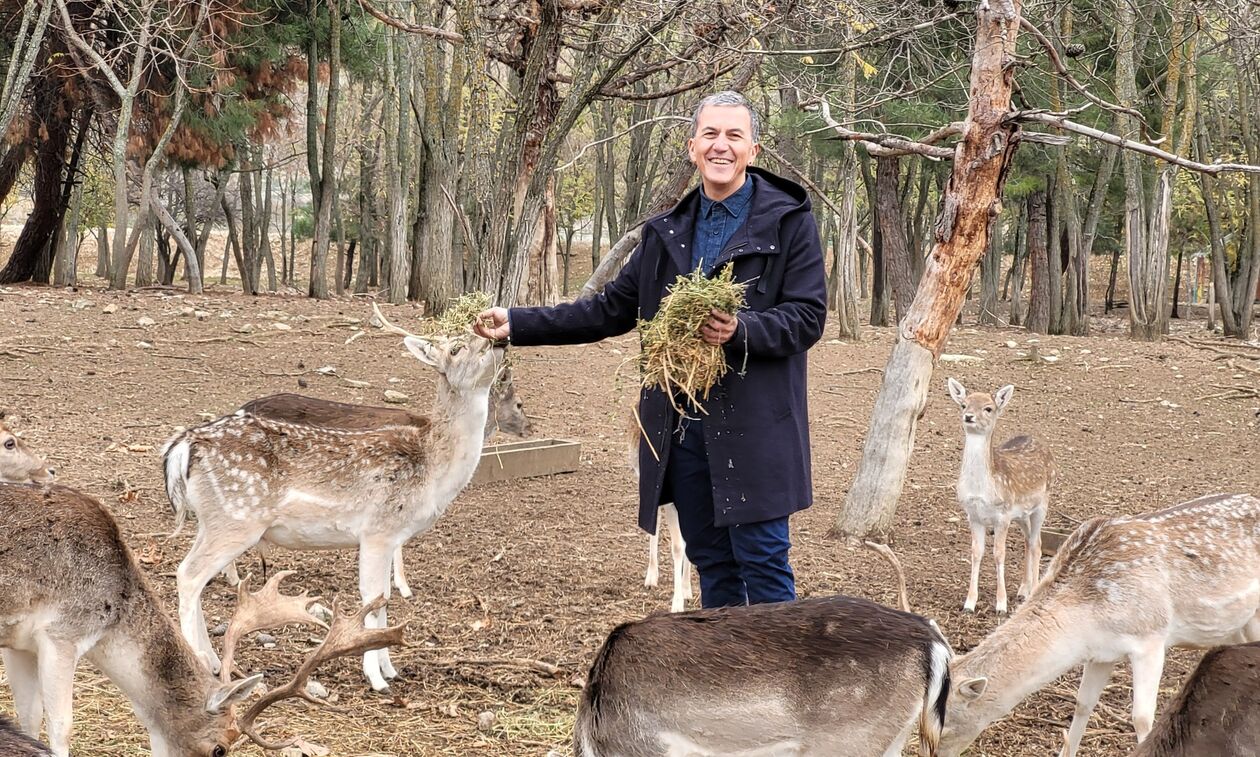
[638,266,746,414]
[420,291,494,337]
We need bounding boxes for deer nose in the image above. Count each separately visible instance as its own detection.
[963,414,976,424]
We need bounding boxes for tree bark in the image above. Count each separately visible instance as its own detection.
[835,0,1024,541]
[54,168,85,287]
[978,213,1003,325]
[309,0,340,299]
[1025,188,1051,333]
[0,79,71,284]
[876,155,915,324]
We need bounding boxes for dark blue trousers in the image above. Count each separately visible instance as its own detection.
[665,418,796,608]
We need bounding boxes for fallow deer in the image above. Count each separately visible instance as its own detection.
[573,587,952,757]
[0,482,262,757]
[218,371,531,599]
[1132,641,1260,757]
[625,407,692,613]
[0,415,55,484]
[0,715,52,756]
[163,305,502,692]
[947,378,1055,614]
[938,493,1260,757]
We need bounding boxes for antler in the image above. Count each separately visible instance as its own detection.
[220,570,326,683]
[864,541,911,613]
[371,301,421,339]
[237,596,407,750]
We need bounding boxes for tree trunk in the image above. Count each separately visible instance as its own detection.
[384,35,410,304]
[1044,171,1063,333]
[238,153,259,294]
[308,0,340,299]
[95,226,110,279]
[525,176,560,306]
[862,153,890,327]
[1026,188,1051,333]
[0,81,71,284]
[978,213,1003,325]
[835,0,1024,541]
[54,170,84,287]
[832,143,862,340]
[877,155,915,324]
[136,216,155,287]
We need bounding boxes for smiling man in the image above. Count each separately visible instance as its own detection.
[475,91,827,609]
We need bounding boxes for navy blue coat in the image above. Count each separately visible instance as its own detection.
[510,166,828,534]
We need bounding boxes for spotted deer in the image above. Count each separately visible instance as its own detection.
[0,415,55,484]
[939,493,1260,757]
[625,408,691,613]
[573,582,952,757]
[947,378,1055,614]
[218,370,531,599]
[162,306,502,692]
[1132,641,1260,757]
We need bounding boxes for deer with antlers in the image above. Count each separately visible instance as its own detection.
[938,493,1260,757]
[163,304,502,692]
[0,413,55,484]
[947,378,1056,614]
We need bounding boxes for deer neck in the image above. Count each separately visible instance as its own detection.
[424,379,492,498]
[952,595,1091,735]
[959,429,997,498]
[86,586,212,749]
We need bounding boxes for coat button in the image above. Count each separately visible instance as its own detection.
[669,229,674,234]
[770,245,776,250]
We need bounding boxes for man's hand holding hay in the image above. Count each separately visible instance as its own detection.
[699,308,737,345]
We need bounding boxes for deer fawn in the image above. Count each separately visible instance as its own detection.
[163,305,501,692]
[0,483,262,757]
[574,545,952,757]
[939,493,1260,757]
[1133,641,1260,757]
[947,378,1055,614]
[0,414,55,484]
[625,407,692,612]
[217,370,531,599]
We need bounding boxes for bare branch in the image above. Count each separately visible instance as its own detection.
[814,101,955,160]
[747,13,961,56]
[355,0,464,43]
[1013,112,1260,174]
[557,115,689,171]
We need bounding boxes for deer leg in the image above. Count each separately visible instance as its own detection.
[358,542,395,692]
[1130,642,1167,743]
[645,522,661,588]
[2,649,43,737]
[964,521,986,613]
[1058,660,1115,757]
[35,638,79,757]
[992,520,1011,614]
[222,559,243,587]
[663,504,690,611]
[392,545,413,599]
[177,526,263,673]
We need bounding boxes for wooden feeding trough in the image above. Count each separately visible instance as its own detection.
[1040,528,1072,557]
[470,438,582,486]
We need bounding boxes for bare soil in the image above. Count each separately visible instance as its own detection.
[0,272,1258,756]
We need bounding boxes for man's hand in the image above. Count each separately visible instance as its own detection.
[473,307,511,341]
[699,308,737,346]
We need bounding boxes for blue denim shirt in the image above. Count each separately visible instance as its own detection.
[691,176,753,274]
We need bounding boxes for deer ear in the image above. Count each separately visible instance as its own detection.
[994,384,1015,411]
[206,673,263,714]
[947,378,968,407]
[957,676,988,701]
[403,336,443,369]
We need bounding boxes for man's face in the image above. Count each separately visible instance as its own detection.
[687,104,760,201]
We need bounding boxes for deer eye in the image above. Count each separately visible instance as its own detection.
[449,345,463,356]
[212,747,227,757]
[983,407,993,414]
[3,438,14,450]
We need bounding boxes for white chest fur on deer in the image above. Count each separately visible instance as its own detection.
[947,378,1056,615]
[0,483,262,757]
[939,493,1260,757]
[163,327,503,693]
[573,593,952,757]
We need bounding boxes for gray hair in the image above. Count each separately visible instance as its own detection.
[691,91,761,144]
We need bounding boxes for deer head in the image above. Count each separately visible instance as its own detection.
[0,418,55,484]
[372,302,503,393]
[947,378,1014,437]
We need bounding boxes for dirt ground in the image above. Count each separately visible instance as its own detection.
[1,259,1259,756]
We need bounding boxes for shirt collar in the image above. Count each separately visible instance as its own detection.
[699,175,753,219]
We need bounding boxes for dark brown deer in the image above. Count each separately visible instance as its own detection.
[1132,642,1260,757]
[0,715,51,756]
[573,592,952,756]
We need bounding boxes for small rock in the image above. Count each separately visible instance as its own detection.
[305,680,329,700]
[136,341,154,350]
[179,306,196,317]
[137,316,157,327]
[309,603,334,624]
[297,377,309,388]
[255,632,277,646]
[477,711,497,732]
[384,390,409,404]
[194,310,211,320]
[102,303,119,314]
[209,622,228,637]
[70,298,94,310]
[271,322,292,331]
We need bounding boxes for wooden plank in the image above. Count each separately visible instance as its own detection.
[470,438,581,486]
[1041,528,1071,557]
